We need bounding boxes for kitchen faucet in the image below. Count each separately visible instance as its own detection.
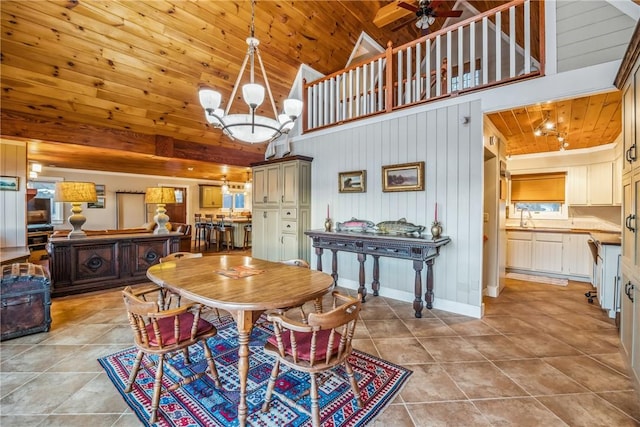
[520,207,533,227]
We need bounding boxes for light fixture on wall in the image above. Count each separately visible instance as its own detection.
[221,176,229,194]
[29,162,42,179]
[197,0,303,144]
[145,187,176,234]
[54,181,97,239]
[533,111,569,151]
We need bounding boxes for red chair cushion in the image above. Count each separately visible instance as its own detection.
[267,329,342,361]
[146,312,214,347]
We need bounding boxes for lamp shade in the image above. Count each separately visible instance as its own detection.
[199,88,221,110]
[284,99,303,117]
[54,182,97,203]
[242,83,265,108]
[144,187,176,204]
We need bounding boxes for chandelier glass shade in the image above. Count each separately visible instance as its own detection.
[198,1,303,144]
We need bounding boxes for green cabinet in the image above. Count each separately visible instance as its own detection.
[199,185,222,208]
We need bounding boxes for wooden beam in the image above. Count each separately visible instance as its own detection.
[373,1,415,28]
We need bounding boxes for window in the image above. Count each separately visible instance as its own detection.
[222,193,245,211]
[451,70,480,91]
[509,172,567,220]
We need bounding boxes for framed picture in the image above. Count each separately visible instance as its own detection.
[338,170,366,193]
[382,161,424,192]
[88,184,106,208]
[0,176,19,191]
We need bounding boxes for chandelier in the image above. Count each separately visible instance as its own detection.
[533,112,569,151]
[198,0,303,144]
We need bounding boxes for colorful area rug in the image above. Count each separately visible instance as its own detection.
[99,316,411,426]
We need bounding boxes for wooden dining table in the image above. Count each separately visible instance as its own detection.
[146,255,334,426]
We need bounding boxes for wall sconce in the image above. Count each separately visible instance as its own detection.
[221,176,229,194]
[145,187,176,234]
[54,181,97,239]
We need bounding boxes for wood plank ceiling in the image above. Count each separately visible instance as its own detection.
[0,1,625,180]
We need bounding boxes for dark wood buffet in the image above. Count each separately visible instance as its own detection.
[48,232,180,296]
[304,229,451,318]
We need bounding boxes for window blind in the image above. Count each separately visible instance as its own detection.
[510,172,566,202]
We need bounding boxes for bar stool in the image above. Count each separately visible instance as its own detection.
[203,214,215,250]
[194,214,208,250]
[217,221,234,252]
[243,224,252,250]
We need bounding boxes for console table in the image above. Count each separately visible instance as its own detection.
[305,229,451,318]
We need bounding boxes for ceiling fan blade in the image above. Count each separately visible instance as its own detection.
[429,0,444,9]
[398,1,418,12]
[436,9,463,18]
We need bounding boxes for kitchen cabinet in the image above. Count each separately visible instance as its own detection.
[199,185,222,208]
[506,230,592,281]
[562,233,592,277]
[594,240,621,319]
[506,231,532,270]
[616,34,640,390]
[566,163,614,206]
[252,156,312,263]
[567,166,588,205]
[532,232,563,274]
[588,162,613,205]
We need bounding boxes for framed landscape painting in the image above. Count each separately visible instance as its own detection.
[382,162,424,192]
[339,170,366,193]
[0,176,19,191]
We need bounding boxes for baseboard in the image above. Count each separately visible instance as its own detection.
[506,268,591,283]
[337,278,482,319]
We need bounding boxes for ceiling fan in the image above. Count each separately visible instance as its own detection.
[393,1,463,35]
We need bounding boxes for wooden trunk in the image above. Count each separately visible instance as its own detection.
[1,263,51,341]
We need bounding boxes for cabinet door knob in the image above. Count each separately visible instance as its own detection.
[625,281,635,302]
[625,214,636,232]
[626,144,637,163]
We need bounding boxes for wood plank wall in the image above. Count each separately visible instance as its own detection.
[0,141,27,248]
[556,1,637,73]
[296,99,484,316]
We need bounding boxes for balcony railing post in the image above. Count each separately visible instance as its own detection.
[385,41,393,113]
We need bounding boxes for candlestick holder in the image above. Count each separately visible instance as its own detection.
[324,218,332,232]
[430,221,442,239]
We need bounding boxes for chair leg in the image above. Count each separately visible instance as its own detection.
[124,350,145,393]
[344,360,362,407]
[149,354,165,424]
[201,340,222,388]
[310,372,320,427]
[261,359,281,413]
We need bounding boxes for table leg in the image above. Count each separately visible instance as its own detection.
[235,311,255,427]
[331,249,338,286]
[425,258,435,310]
[315,247,323,272]
[371,255,380,296]
[357,253,367,302]
[413,259,424,318]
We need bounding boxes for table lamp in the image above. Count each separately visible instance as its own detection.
[145,187,176,234]
[54,182,97,239]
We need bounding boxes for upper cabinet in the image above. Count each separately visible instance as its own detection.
[566,162,615,206]
[199,185,222,208]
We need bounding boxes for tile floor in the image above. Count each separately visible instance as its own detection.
[1,262,639,426]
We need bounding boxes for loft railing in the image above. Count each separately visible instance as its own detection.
[302,0,544,133]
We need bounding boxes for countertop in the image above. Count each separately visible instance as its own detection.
[506,226,621,246]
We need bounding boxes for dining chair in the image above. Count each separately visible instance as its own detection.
[122,286,222,424]
[261,291,363,427]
